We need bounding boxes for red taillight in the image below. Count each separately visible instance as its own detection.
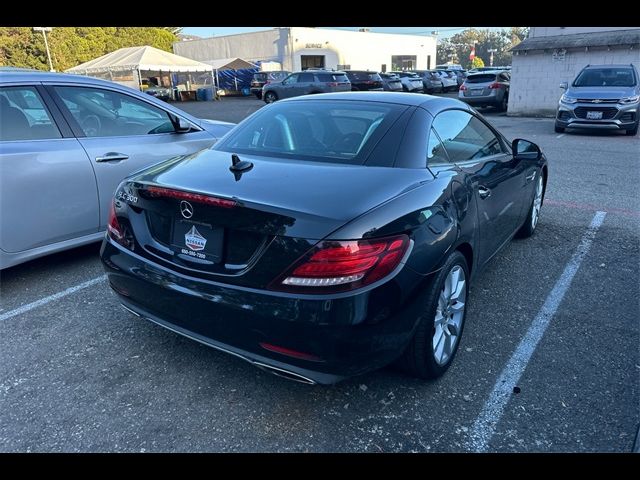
[271,234,410,293]
[327,82,338,87]
[459,85,467,91]
[107,199,124,242]
[259,343,323,362]
[145,186,237,208]
[488,82,502,89]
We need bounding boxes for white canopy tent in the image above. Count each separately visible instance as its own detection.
[66,46,214,96]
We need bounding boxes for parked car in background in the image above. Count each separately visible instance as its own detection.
[102,91,548,385]
[451,70,467,87]
[0,71,235,269]
[413,70,444,94]
[389,71,424,93]
[468,66,511,74]
[436,64,463,71]
[438,71,459,92]
[262,70,351,103]
[459,70,511,111]
[379,72,403,92]
[250,71,290,99]
[555,64,639,135]
[343,70,384,91]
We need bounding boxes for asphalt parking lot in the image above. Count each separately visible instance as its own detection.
[1,94,638,452]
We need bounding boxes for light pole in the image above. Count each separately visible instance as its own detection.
[33,27,54,72]
[487,48,497,67]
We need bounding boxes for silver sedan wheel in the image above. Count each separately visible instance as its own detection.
[531,174,543,230]
[433,265,467,366]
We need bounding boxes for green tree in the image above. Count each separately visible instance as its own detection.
[436,38,457,65]
[435,27,528,69]
[0,27,179,72]
[471,57,485,69]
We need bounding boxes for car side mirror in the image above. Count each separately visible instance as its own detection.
[559,81,568,90]
[175,117,192,133]
[512,138,541,161]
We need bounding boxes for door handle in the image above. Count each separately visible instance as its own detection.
[478,186,492,199]
[95,152,129,162]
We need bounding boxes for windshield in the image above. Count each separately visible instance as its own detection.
[466,74,498,84]
[215,100,405,165]
[348,72,381,81]
[573,68,636,87]
[316,73,349,82]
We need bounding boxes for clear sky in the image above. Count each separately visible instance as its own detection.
[181,27,501,39]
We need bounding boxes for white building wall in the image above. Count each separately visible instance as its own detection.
[508,46,639,116]
[172,28,437,73]
[288,27,436,72]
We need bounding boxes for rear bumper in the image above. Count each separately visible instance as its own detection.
[459,91,501,105]
[100,239,428,384]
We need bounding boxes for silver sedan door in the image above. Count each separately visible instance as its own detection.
[0,85,99,254]
[48,84,217,229]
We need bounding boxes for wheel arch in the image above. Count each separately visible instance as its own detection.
[454,242,474,276]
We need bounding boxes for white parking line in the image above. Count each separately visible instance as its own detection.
[0,275,106,322]
[556,133,565,139]
[466,211,607,452]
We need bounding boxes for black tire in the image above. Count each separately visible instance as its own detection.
[263,91,278,104]
[351,86,359,91]
[554,124,565,133]
[625,121,639,136]
[398,251,470,379]
[516,169,544,238]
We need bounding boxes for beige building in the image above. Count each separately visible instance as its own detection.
[173,27,437,73]
[508,27,640,116]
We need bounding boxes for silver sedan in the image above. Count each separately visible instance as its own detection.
[0,71,234,269]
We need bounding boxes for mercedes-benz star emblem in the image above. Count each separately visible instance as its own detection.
[180,200,194,219]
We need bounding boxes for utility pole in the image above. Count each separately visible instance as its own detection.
[33,27,54,72]
[487,48,497,67]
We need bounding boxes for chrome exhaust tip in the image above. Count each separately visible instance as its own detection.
[121,304,141,317]
[253,362,317,385]
[120,303,317,385]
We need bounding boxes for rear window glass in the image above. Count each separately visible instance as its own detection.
[215,100,406,165]
[397,72,420,78]
[573,68,636,87]
[269,72,289,81]
[348,72,381,81]
[317,73,349,82]
[253,73,268,82]
[466,74,497,83]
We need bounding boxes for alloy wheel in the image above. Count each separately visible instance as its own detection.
[531,174,543,230]
[433,265,467,366]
